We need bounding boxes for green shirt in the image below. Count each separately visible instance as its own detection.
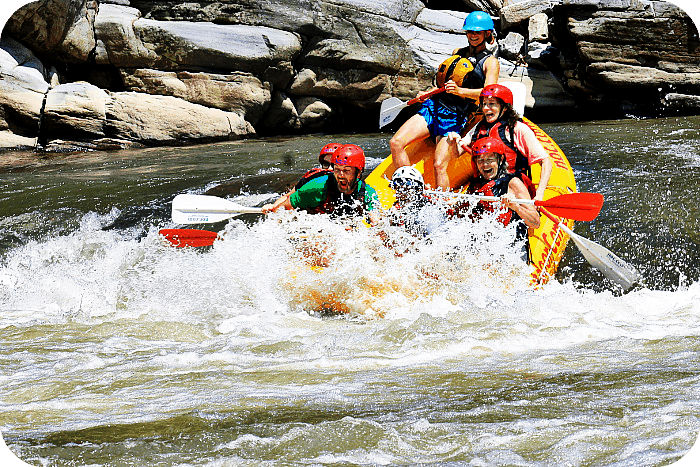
[289,174,379,214]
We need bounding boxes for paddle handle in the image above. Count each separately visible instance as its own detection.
[177,207,263,215]
[407,86,445,106]
[426,190,534,206]
[539,207,572,235]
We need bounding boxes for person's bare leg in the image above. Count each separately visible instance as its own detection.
[433,135,458,190]
[389,114,430,169]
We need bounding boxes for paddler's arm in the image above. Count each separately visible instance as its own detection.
[513,123,553,202]
[444,55,500,101]
[267,177,327,214]
[416,86,440,101]
[502,178,541,229]
[535,157,552,201]
[263,196,294,213]
[262,188,295,213]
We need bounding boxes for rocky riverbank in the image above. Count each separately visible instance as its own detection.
[1,0,699,152]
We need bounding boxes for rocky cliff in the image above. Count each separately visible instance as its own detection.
[0,0,698,151]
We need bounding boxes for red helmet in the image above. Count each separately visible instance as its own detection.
[480,84,513,106]
[319,142,342,165]
[332,144,365,172]
[471,137,507,157]
[470,137,507,173]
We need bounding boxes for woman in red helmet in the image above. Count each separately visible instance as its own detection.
[266,144,380,226]
[262,142,341,213]
[455,83,552,201]
[389,11,500,190]
[464,137,541,261]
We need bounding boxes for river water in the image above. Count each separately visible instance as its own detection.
[1,116,699,466]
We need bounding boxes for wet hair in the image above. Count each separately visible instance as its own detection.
[493,152,509,179]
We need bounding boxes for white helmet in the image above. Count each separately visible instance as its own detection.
[390,165,424,190]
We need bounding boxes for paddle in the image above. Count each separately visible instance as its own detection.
[379,87,445,129]
[172,194,263,224]
[426,191,604,222]
[159,229,219,248]
[539,207,641,290]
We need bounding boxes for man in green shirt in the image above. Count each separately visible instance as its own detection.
[267,144,380,226]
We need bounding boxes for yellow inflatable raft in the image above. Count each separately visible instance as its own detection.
[365,117,576,286]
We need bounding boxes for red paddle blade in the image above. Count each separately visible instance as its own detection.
[536,192,603,222]
[159,229,219,248]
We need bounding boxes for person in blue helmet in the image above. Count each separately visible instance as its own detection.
[389,10,500,190]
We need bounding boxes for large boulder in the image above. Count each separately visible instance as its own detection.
[40,81,256,145]
[105,92,255,145]
[0,38,49,134]
[119,69,272,124]
[501,0,552,29]
[554,0,700,100]
[43,82,109,139]
[131,0,426,27]
[5,0,97,63]
[95,4,302,86]
[287,67,388,107]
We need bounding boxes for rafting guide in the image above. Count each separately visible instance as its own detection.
[263,143,380,227]
[388,10,500,190]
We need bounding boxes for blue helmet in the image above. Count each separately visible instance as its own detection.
[462,11,495,31]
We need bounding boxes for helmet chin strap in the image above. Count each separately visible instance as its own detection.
[496,155,508,179]
[351,169,363,190]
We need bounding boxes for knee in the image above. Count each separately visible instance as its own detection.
[389,135,402,152]
[434,158,449,172]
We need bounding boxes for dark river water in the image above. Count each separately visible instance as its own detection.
[1,115,699,466]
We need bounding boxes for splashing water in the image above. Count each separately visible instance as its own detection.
[1,126,700,465]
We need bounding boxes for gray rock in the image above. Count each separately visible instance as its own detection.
[586,62,700,88]
[528,13,549,42]
[498,32,526,62]
[500,0,551,29]
[463,0,503,16]
[0,38,49,132]
[527,41,553,68]
[287,67,388,106]
[105,92,255,144]
[0,131,37,149]
[119,69,272,124]
[94,5,152,67]
[558,1,700,99]
[95,4,302,83]
[43,82,109,138]
[662,93,700,111]
[416,9,468,34]
[5,0,97,63]
[135,0,425,26]
[499,59,575,110]
[259,90,301,131]
[295,97,332,128]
